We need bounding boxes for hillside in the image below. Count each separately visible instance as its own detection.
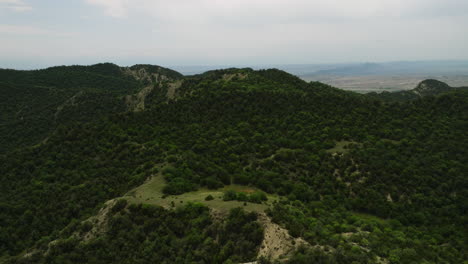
[0,65,467,264]
[367,79,468,101]
[0,63,182,153]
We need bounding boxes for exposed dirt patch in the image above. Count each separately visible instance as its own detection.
[222,73,248,82]
[20,199,118,261]
[209,210,309,262]
[122,67,169,84]
[386,193,393,202]
[257,213,309,260]
[124,67,183,110]
[80,199,117,242]
[166,80,183,100]
[125,85,154,112]
[209,208,229,223]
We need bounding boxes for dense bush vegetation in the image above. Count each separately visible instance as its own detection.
[0,63,181,153]
[1,65,466,263]
[8,203,263,264]
[223,190,268,204]
[267,200,466,263]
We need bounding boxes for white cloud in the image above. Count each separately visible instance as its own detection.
[84,0,468,23]
[0,24,73,37]
[2,0,467,66]
[85,0,128,17]
[0,0,32,12]
[75,0,468,65]
[86,0,389,21]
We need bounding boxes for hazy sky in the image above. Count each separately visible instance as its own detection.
[1,0,467,69]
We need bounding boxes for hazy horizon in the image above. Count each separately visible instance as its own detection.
[2,59,468,72]
[4,59,468,92]
[1,0,468,69]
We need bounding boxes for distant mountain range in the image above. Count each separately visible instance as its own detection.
[172,61,468,92]
[299,61,468,77]
[172,60,468,77]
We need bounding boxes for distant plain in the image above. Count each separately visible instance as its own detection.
[173,60,468,93]
[301,74,468,93]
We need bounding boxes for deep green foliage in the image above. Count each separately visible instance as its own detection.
[8,204,263,264]
[0,65,467,263]
[269,198,467,264]
[0,63,180,153]
[223,190,268,204]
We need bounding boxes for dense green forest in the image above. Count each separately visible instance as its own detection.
[0,63,182,153]
[15,202,263,264]
[0,64,467,263]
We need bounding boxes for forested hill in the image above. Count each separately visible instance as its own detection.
[0,64,467,263]
[367,78,468,101]
[0,64,353,154]
[0,63,182,153]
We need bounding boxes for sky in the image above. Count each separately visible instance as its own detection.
[0,0,468,69]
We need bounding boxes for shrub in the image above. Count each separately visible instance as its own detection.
[249,192,268,204]
[223,190,238,201]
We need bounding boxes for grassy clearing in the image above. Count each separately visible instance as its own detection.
[326,140,357,154]
[124,174,279,213]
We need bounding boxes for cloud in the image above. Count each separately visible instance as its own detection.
[77,0,468,64]
[0,24,73,37]
[84,0,468,23]
[86,0,388,21]
[2,0,467,67]
[85,0,128,17]
[0,0,32,12]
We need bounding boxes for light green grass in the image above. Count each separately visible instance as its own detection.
[326,140,357,154]
[124,174,279,213]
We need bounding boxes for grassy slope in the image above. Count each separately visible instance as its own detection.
[123,174,279,213]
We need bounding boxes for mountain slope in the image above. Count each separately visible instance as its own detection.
[0,63,182,153]
[1,65,467,263]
